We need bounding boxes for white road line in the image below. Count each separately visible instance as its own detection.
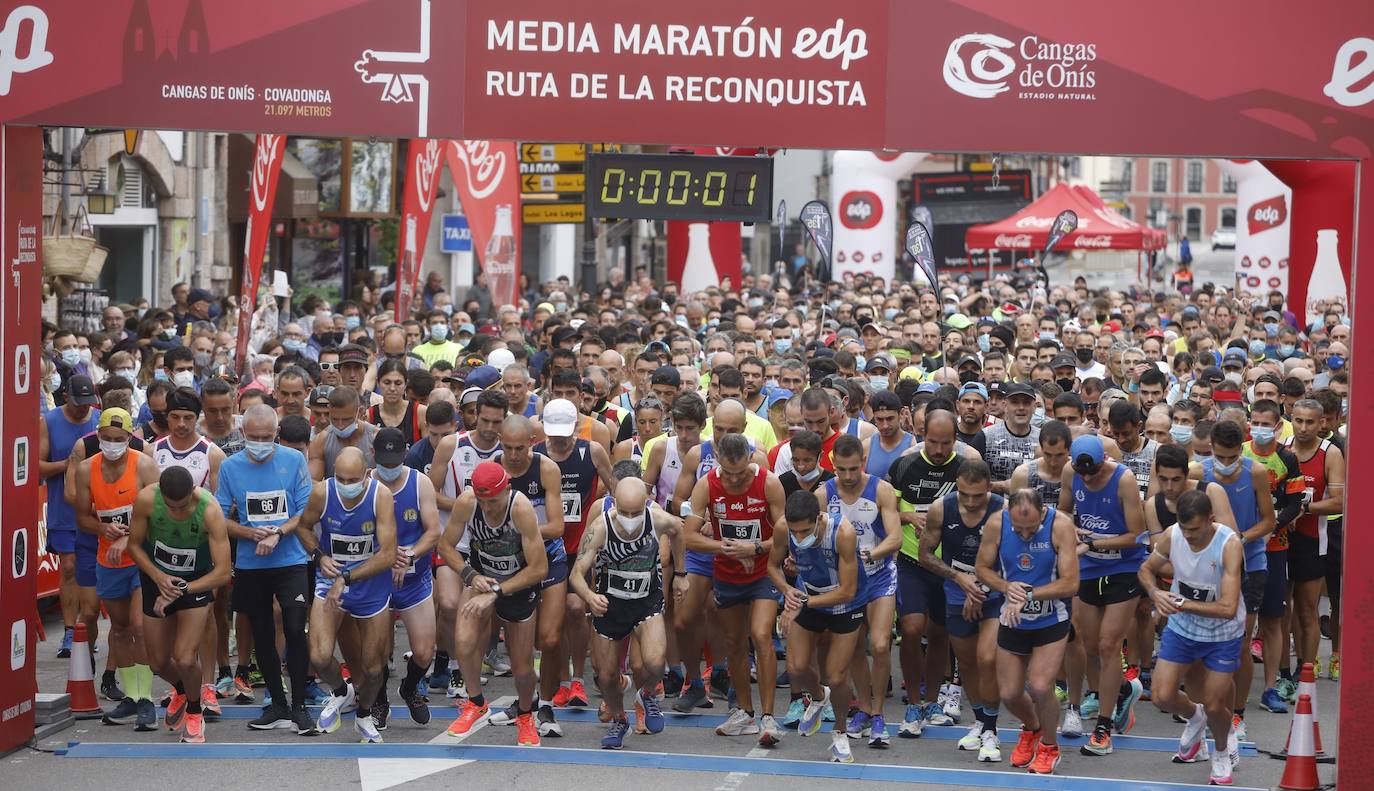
[712,744,773,791]
[356,695,515,791]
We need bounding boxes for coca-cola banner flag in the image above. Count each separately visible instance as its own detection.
[1044,210,1078,253]
[798,200,833,282]
[444,140,522,310]
[905,221,938,287]
[395,139,446,321]
[236,133,286,375]
[667,221,742,294]
[1261,160,1356,326]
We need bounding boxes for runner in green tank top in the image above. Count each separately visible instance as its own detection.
[126,466,231,744]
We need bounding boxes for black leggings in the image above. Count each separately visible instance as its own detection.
[233,565,311,709]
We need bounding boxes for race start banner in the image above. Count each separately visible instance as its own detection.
[445,140,523,309]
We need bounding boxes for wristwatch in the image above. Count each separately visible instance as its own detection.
[753,540,764,556]
[1086,540,1098,554]
[673,571,688,578]
[341,569,353,587]
[491,581,503,595]
[1024,588,1035,602]
[798,593,810,607]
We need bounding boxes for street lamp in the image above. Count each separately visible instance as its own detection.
[85,182,115,214]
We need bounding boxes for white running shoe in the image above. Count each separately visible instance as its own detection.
[1174,704,1208,764]
[715,707,760,736]
[1209,749,1234,785]
[355,714,383,743]
[799,686,830,737]
[317,684,356,734]
[830,730,855,763]
[957,721,984,751]
[1061,708,1084,738]
[943,683,963,722]
[898,704,924,738]
[758,714,784,747]
[978,729,1002,762]
[1227,726,1239,769]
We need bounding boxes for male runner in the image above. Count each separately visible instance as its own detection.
[975,489,1078,775]
[1008,420,1071,507]
[863,391,914,479]
[984,383,1040,494]
[308,386,379,480]
[1284,399,1344,684]
[127,466,232,743]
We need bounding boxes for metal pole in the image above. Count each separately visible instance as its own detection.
[580,192,596,296]
[60,128,72,231]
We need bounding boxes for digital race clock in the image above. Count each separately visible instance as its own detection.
[586,153,773,223]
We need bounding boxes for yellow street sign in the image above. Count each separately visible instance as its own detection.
[521,173,585,193]
[523,203,586,224]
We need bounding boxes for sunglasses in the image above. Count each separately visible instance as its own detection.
[319,362,338,370]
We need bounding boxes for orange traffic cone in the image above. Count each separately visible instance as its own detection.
[65,622,102,718]
[1283,662,1325,757]
[1279,694,1321,790]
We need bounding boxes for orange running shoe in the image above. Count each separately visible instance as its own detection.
[516,711,541,746]
[165,691,187,731]
[1010,728,1040,768]
[446,699,490,736]
[181,712,205,744]
[633,696,648,735]
[201,684,222,718]
[569,680,589,707]
[551,684,572,708]
[1028,742,1061,774]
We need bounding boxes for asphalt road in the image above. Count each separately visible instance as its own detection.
[1,605,1341,791]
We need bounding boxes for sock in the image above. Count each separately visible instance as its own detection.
[432,652,448,673]
[401,656,425,697]
[470,693,486,708]
[689,673,705,690]
[187,699,202,714]
[219,665,232,680]
[1234,708,1245,719]
[791,692,804,702]
[1096,715,1112,733]
[333,683,349,698]
[981,706,999,731]
[134,664,154,702]
[174,680,186,695]
[971,703,985,724]
[1279,666,1293,681]
[118,666,137,701]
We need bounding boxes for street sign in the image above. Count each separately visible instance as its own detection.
[440,214,471,253]
[519,162,584,175]
[523,203,585,224]
[521,143,594,163]
[521,173,585,194]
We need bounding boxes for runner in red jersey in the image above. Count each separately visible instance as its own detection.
[1284,399,1345,675]
[683,433,787,745]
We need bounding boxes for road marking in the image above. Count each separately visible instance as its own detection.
[355,695,511,791]
[60,741,1269,790]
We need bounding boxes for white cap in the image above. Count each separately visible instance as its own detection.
[487,348,516,371]
[543,398,578,437]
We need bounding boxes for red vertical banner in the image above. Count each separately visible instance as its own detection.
[1261,160,1356,327]
[0,126,42,753]
[666,221,743,295]
[395,139,445,321]
[235,133,286,374]
[444,140,522,309]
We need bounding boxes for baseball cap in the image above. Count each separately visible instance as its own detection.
[338,344,369,366]
[865,354,896,373]
[187,287,213,306]
[373,427,408,467]
[1071,435,1105,474]
[765,388,793,408]
[946,313,973,331]
[1199,365,1224,384]
[1051,353,1078,370]
[1144,328,1165,339]
[1002,382,1036,399]
[958,382,989,401]
[97,407,133,433]
[1262,310,1282,323]
[889,347,912,362]
[956,354,982,370]
[1221,348,1248,369]
[456,323,476,337]
[835,327,860,343]
[551,326,579,347]
[66,374,99,405]
[487,348,516,371]
[460,386,484,407]
[916,382,940,394]
[465,364,501,390]
[310,386,334,408]
[470,461,511,498]
[543,398,578,437]
[650,365,681,388]
[535,302,556,315]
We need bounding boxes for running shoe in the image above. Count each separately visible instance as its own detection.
[1320,614,1331,640]
[775,670,790,688]
[214,674,234,697]
[1139,669,1153,702]
[1011,728,1040,767]
[551,684,573,707]
[181,712,205,744]
[201,685,222,719]
[57,628,73,659]
[1329,653,1341,682]
[485,647,512,677]
[446,699,489,736]
[1061,707,1084,738]
[233,674,255,704]
[783,697,806,729]
[1028,742,1061,774]
[1232,714,1246,744]
[165,692,187,731]
[1250,638,1264,663]
[830,730,854,763]
[101,671,125,702]
[568,679,589,707]
[355,714,384,744]
[428,660,451,692]
[516,711,541,746]
[639,689,665,734]
[709,666,732,700]
[799,687,829,736]
[1227,726,1239,769]
[402,688,431,725]
[1080,692,1100,719]
[846,710,872,739]
[602,717,629,749]
[304,679,330,706]
[247,702,292,730]
[291,707,318,736]
[488,701,521,726]
[978,729,1002,762]
[1081,725,1113,756]
[101,698,139,726]
[923,701,953,727]
[1276,676,1298,704]
[716,707,760,736]
[822,700,835,722]
[663,666,685,698]
[869,714,890,747]
[942,683,963,722]
[135,699,157,731]
[673,684,710,712]
[1210,750,1234,785]
[1054,685,1069,707]
[758,714,783,746]
[537,704,562,737]
[898,704,924,738]
[1175,704,1208,764]
[1113,677,1143,734]
[317,684,355,734]
[957,722,984,751]
[446,668,467,699]
[372,697,390,731]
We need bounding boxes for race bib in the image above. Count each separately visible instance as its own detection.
[1177,579,1216,603]
[153,540,196,573]
[1020,597,1047,616]
[97,505,133,528]
[606,568,652,600]
[245,490,288,524]
[718,518,761,542]
[478,549,520,577]
[803,579,838,596]
[330,534,374,564]
[560,492,582,521]
[951,558,991,594]
[1083,532,1122,561]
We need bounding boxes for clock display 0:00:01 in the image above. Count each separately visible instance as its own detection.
[598,167,759,208]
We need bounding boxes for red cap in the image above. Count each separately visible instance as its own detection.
[1145,328,1165,339]
[1102,320,1122,332]
[471,461,510,498]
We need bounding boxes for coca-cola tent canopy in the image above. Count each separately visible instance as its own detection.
[966,183,1165,252]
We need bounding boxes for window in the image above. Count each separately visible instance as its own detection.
[1221,173,1237,194]
[1185,207,1203,241]
[1151,161,1168,192]
[1186,161,1203,193]
[1220,207,1237,228]
[1069,157,1082,178]
[1148,198,1166,227]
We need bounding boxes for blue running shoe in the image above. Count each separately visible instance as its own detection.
[899,704,923,738]
[639,689,665,734]
[1112,679,1143,734]
[782,697,805,728]
[1260,687,1289,714]
[869,714,890,747]
[1080,692,1100,719]
[304,679,330,706]
[57,628,74,659]
[602,717,630,749]
[846,710,871,739]
[923,702,953,726]
[710,666,732,700]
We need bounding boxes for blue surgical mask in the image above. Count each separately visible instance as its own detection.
[1212,459,1240,477]
[429,323,450,342]
[60,348,81,367]
[345,315,361,331]
[1248,339,1266,357]
[976,334,991,353]
[1169,424,1193,444]
[376,463,406,482]
[1192,453,1209,464]
[1265,323,1279,338]
[798,467,822,483]
[748,297,764,309]
[1250,425,1276,446]
[331,423,358,439]
[154,369,170,382]
[774,339,792,355]
[245,440,276,461]
[942,304,956,317]
[1278,344,1295,358]
[765,379,780,390]
[854,355,866,372]
[869,376,889,391]
[792,529,819,550]
[1032,407,1046,427]
[884,308,899,321]
[283,339,307,354]
[440,303,454,316]
[336,480,366,499]
[48,372,61,391]
[1039,331,1056,342]
[1328,355,1345,371]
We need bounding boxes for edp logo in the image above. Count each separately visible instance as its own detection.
[0,6,53,97]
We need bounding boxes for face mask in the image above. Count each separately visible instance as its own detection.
[869,376,889,391]
[795,305,808,319]
[1212,459,1240,477]
[193,351,212,369]
[154,369,170,382]
[1039,331,1056,342]
[1248,340,1266,357]
[162,327,178,339]
[1265,323,1279,338]
[774,339,792,355]
[747,297,764,309]
[245,440,275,461]
[1075,348,1094,364]
[1250,425,1276,445]
[854,355,866,372]
[440,303,454,316]
[1328,355,1345,371]
[884,308,899,321]
[336,480,366,499]
[958,370,979,385]
[78,348,92,365]
[173,371,196,389]
[1192,453,1210,464]
[332,422,358,439]
[1031,407,1047,427]
[1052,377,1074,393]
[1169,424,1193,443]
[798,467,822,483]
[376,463,406,482]
[976,334,991,353]
[615,512,645,533]
[792,527,819,550]
[151,410,168,427]
[765,378,780,390]
[1342,397,1349,415]
[99,439,128,460]
[256,374,274,389]
[942,304,956,317]
[1245,385,1257,404]
[1224,371,1243,386]
[47,372,61,391]
[60,348,81,367]
[113,369,135,382]
[345,316,361,331]
[283,339,306,354]
[553,302,567,313]
[1278,344,1295,358]
[430,324,450,342]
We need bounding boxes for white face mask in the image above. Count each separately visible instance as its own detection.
[173,370,196,389]
[99,439,128,460]
[615,512,645,533]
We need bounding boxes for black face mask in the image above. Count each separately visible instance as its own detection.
[1056,377,1076,393]
[1076,348,1095,364]
[151,410,168,428]
[959,370,980,385]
